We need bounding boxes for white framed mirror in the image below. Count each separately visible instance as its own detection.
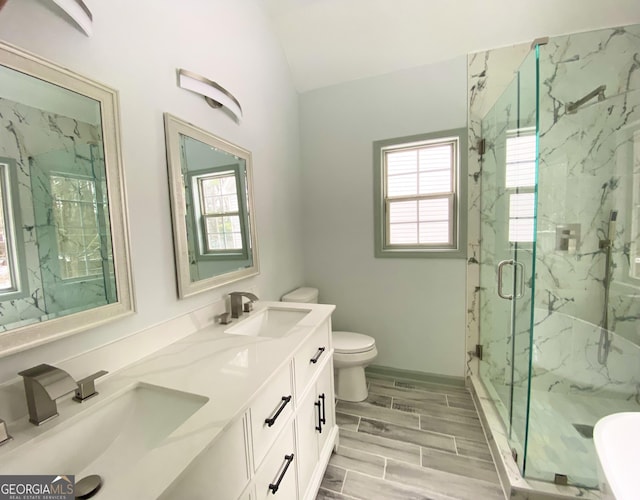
[0,41,135,357]
[164,113,259,298]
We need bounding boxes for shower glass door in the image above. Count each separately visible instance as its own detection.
[478,50,538,473]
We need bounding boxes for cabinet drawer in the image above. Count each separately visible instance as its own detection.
[293,323,330,396]
[250,362,294,467]
[254,422,297,500]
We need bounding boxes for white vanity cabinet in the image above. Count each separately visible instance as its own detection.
[159,315,337,500]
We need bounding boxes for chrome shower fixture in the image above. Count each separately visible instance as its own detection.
[598,209,618,365]
[566,85,606,114]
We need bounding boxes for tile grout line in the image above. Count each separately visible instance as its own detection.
[340,469,347,494]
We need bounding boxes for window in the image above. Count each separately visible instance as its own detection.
[0,158,27,298]
[197,171,243,252]
[188,165,250,260]
[505,130,536,243]
[50,174,105,280]
[374,129,467,258]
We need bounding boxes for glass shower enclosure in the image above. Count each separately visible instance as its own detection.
[478,24,640,488]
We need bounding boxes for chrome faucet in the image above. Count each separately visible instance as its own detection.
[229,291,258,318]
[19,364,77,425]
[18,364,107,426]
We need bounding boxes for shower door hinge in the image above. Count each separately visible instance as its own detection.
[475,344,483,360]
[477,139,486,157]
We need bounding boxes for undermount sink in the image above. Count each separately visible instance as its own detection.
[0,383,208,479]
[225,307,311,338]
[594,412,640,500]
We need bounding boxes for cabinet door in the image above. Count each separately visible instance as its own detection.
[296,386,320,498]
[254,421,297,500]
[316,360,336,456]
[159,416,249,500]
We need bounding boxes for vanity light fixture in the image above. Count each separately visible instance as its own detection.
[49,0,93,36]
[177,69,243,121]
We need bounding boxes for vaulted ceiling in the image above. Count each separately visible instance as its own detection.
[264,0,640,93]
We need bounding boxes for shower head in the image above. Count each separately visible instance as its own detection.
[566,85,606,114]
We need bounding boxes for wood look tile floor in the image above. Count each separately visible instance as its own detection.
[316,374,506,500]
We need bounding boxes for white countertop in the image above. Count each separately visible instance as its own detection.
[0,301,335,499]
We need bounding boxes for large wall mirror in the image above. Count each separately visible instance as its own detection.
[164,114,259,298]
[0,42,134,357]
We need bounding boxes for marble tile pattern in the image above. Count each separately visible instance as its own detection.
[535,25,640,340]
[0,96,109,331]
[316,374,505,500]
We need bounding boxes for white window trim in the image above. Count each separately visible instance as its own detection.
[0,158,28,298]
[373,129,467,259]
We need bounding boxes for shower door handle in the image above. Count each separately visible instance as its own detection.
[497,260,514,300]
[497,260,525,300]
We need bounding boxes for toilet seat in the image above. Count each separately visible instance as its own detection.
[333,331,375,354]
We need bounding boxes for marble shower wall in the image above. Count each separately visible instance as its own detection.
[0,96,109,331]
[468,24,640,403]
[531,25,640,399]
[536,25,640,331]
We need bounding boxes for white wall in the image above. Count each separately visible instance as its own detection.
[0,0,304,383]
[300,58,468,378]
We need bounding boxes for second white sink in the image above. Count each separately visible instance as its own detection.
[225,307,311,338]
[0,383,208,479]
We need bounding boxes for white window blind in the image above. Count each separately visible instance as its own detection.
[198,172,243,252]
[384,139,457,248]
[505,132,536,243]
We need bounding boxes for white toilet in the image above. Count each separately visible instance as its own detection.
[281,287,378,402]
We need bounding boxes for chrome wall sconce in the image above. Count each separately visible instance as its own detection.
[177,69,243,121]
[49,0,93,36]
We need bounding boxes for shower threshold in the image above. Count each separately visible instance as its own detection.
[469,375,602,499]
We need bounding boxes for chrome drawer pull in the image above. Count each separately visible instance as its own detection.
[264,395,292,427]
[310,347,325,364]
[268,453,294,494]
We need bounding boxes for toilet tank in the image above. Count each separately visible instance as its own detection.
[281,287,318,304]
